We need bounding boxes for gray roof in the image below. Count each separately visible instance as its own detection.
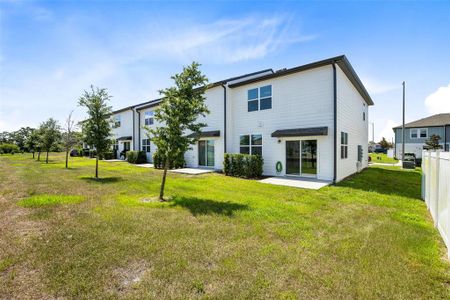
[393,113,450,129]
[271,126,328,137]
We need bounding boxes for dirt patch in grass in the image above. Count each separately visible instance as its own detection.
[109,260,150,295]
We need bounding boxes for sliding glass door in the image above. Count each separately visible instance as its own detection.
[198,140,214,167]
[286,140,317,176]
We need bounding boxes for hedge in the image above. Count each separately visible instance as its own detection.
[126,150,147,164]
[0,143,20,154]
[223,153,263,178]
[153,151,185,169]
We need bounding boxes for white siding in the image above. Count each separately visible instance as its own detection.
[138,106,162,162]
[227,65,335,180]
[336,65,369,181]
[184,86,224,169]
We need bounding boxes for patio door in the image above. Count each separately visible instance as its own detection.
[286,140,317,176]
[198,140,214,167]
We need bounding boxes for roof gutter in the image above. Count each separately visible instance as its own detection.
[332,62,337,184]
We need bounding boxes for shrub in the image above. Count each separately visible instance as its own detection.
[153,151,185,169]
[223,153,263,178]
[0,143,20,154]
[126,150,147,164]
[102,151,115,160]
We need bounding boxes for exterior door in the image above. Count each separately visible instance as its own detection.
[286,140,317,176]
[198,140,214,167]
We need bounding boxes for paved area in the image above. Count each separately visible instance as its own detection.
[259,176,332,190]
[134,163,154,168]
[369,161,402,167]
[170,168,214,175]
[104,159,126,162]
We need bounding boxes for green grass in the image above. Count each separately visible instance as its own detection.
[0,153,448,299]
[17,194,85,207]
[369,152,399,164]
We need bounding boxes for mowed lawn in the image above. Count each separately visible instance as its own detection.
[369,153,399,164]
[0,153,449,299]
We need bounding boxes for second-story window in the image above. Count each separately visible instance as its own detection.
[144,111,154,125]
[341,132,348,159]
[247,85,272,112]
[114,115,121,128]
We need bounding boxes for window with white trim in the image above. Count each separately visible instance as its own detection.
[114,115,121,128]
[419,128,428,138]
[142,139,150,153]
[247,85,272,112]
[144,111,154,126]
[240,134,262,156]
[341,132,348,159]
[410,128,428,139]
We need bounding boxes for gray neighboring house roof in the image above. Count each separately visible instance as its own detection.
[393,113,450,129]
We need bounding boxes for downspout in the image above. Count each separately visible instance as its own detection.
[138,110,141,150]
[332,63,337,184]
[222,84,227,153]
[132,108,136,150]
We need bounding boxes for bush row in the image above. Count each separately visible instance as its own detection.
[223,153,263,178]
[153,152,185,169]
[126,151,147,164]
[0,143,20,154]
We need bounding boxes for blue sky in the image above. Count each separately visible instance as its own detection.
[1,0,449,141]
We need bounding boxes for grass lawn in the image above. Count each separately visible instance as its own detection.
[0,153,449,299]
[369,152,399,164]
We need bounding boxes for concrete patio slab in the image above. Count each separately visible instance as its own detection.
[259,176,331,190]
[170,168,214,175]
[134,163,154,168]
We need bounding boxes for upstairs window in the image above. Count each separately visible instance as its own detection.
[410,129,418,139]
[341,132,348,159]
[144,111,154,126]
[247,85,272,112]
[114,115,121,128]
[142,139,151,153]
[419,128,428,138]
[240,134,262,156]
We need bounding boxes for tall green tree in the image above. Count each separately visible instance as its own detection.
[78,86,113,178]
[13,127,34,151]
[25,129,40,159]
[379,137,393,149]
[40,118,61,164]
[425,134,442,150]
[146,62,209,201]
[63,111,78,169]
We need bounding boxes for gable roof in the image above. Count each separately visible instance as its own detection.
[393,113,450,129]
[227,55,374,106]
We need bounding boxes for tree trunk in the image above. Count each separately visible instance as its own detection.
[37,151,41,161]
[159,158,169,201]
[65,149,69,169]
[32,151,35,159]
[95,156,99,178]
[46,151,49,164]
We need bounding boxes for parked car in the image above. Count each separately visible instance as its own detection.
[374,144,387,154]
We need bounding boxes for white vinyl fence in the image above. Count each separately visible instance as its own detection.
[422,150,450,258]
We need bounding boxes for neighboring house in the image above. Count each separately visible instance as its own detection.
[110,55,373,183]
[393,113,450,159]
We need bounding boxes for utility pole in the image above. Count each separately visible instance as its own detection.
[371,122,375,143]
[402,81,405,165]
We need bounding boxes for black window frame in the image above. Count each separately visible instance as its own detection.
[142,139,151,153]
[240,134,262,156]
[247,85,272,112]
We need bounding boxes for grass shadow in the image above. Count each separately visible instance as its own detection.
[169,196,249,217]
[338,166,422,199]
[80,176,123,184]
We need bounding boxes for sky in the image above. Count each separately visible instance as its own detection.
[1,0,449,142]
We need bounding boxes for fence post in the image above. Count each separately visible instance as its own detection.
[434,150,440,227]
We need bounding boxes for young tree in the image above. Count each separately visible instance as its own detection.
[379,137,393,149]
[25,129,40,159]
[40,118,61,163]
[425,134,442,150]
[78,86,113,178]
[63,111,78,168]
[147,62,209,201]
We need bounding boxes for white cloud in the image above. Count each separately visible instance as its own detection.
[376,119,398,143]
[425,84,450,114]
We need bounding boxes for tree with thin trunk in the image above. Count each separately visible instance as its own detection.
[40,118,61,164]
[63,111,78,168]
[25,129,39,159]
[147,62,209,201]
[78,86,113,178]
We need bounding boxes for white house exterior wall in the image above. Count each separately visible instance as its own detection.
[227,65,335,180]
[336,65,369,181]
[111,110,135,156]
[184,86,225,169]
